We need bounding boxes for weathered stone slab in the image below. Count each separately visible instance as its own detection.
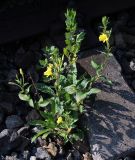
[78,52,135,160]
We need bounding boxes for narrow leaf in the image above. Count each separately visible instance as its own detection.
[91,60,99,70]
[31,129,48,142]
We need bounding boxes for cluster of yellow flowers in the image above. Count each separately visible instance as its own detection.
[99,33,108,43]
[43,32,107,79]
[44,64,53,77]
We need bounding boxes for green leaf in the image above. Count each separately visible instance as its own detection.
[79,105,84,113]
[28,99,34,107]
[63,48,69,57]
[75,91,87,103]
[31,129,49,142]
[25,85,31,94]
[101,76,113,85]
[36,83,55,96]
[29,120,45,126]
[53,97,64,114]
[19,93,30,101]
[76,32,85,43]
[78,79,89,89]
[39,59,48,67]
[64,85,76,94]
[102,16,108,27]
[38,96,50,107]
[42,132,51,139]
[39,111,51,119]
[88,88,101,95]
[91,60,99,70]
[58,131,68,142]
[70,133,80,141]
[38,100,50,108]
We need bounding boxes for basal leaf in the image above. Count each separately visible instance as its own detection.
[31,129,49,142]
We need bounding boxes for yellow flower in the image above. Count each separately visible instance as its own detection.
[99,33,108,43]
[67,128,72,133]
[44,64,53,77]
[57,117,63,124]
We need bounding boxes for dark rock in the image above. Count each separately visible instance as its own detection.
[26,109,40,122]
[114,32,126,49]
[10,131,18,142]
[0,129,30,155]
[29,41,41,52]
[72,149,81,160]
[83,152,93,160]
[73,141,89,153]
[123,157,135,160]
[35,147,51,160]
[132,80,135,90]
[58,146,64,155]
[7,69,18,82]
[130,59,135,71]
[114,50,125,61]
[14,47,25,67]
[5,115,24,129]
[46,142,58,157]
[18,150,30,160]
[0,135,30,155]
[5,153,18,160]
[66,153,73,160]
[128,18,135,27]
[81,27,98,49]
[0,54,8,69]
[15,49,39,69]
[7,69,19,92]
[16,103,30,117]
[113,12,129,32]
[32,126,43,134]
[121,58,134,74]
[0,129,10,139]
[117,12,129,25]
[49,20,65,49]
[79,53,135,160]
[0,109,5,124]
[123,33,135,46]
[121,26,135,35]
[17,126,29,136]
[0,102,14,115]
[0,92,19,104]
[125,50,135,58]
[27,66,39,83]
[37,137,47,147]
[30,156,36,160]
[23,150,30,159]
[14,136,30,152]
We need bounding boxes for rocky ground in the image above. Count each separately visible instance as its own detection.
[0,5,135,160]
